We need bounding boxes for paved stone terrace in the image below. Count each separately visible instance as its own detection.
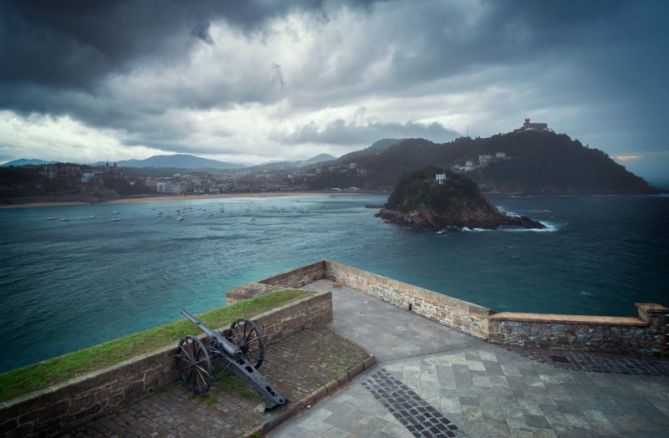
[506,346,669,376]
[68,327,370,437]
[273,280,669,438]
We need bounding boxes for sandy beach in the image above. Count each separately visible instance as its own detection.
[0,191,369,209]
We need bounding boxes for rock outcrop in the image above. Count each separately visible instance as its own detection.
[376,167,545,230]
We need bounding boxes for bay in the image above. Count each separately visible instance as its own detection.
[0,193,667,371]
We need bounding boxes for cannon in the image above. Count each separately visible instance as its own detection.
[175,309,288,410]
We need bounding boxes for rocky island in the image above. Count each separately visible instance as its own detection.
[376,167,545,230]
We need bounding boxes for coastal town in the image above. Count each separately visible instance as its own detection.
[0,158,368,202]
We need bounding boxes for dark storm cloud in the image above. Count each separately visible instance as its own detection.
[283,119,459,145]
[0,0,637,100]
[0,0,667,171]
[0,0,379,92]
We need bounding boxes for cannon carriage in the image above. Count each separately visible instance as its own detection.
[175,310,288,410]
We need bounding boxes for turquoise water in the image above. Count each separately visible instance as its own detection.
[1,194,668,371]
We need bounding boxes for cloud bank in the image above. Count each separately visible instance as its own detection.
[0,0,667,179]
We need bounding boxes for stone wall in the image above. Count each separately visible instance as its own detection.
[225,261,327,304]
[488,303,669,354]
[258,260,327,289]
[0,291,333,438]
[224,260,668,355]
[324,260,493,339]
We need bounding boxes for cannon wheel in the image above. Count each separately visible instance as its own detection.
[175,336,212,395]
[229,319,265,369]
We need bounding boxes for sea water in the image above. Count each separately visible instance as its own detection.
[0,194,667,371]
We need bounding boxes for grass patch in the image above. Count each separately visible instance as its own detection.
[219,373,262,401]
[0,289,311,403]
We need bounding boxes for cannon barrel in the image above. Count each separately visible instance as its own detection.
[180,309,239,357]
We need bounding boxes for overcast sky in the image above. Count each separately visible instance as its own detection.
[1,0,667,180]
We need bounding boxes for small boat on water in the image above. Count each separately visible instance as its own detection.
[110,218,120,222]
[47,217,58,220]
[176,216,184,222]
[59,218,70,222]
[112,210,120,215]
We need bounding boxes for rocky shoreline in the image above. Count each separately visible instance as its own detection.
[376,207,545,230]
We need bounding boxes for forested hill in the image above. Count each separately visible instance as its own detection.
[307,131,660,194]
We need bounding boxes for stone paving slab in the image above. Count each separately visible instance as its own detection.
[272,280,669,438]
[506,346,669,376]
[68,326,371,437]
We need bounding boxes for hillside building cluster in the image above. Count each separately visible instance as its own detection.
[451,151,508,173]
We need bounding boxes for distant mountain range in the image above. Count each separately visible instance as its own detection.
[252,153,337,171]
[104,154,245,169]
[2,153,336,170]
[2,159,56,167]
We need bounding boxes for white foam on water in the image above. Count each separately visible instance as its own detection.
[496,205,521,217]
[501,221,559,233]
[456,221,559,233]
[458,227,492,232]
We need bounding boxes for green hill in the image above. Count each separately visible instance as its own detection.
[306,132,660,194]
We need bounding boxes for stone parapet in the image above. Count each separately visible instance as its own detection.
[234,260,667,354]
[487,307,667,354]
[259,260,327,289]
[324,260,493,339]
[0,291,333,438]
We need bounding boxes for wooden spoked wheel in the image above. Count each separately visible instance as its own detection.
[175,336,212,395]
[228,319,265,369]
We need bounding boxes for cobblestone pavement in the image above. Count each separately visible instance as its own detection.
[272,280,669,438]
[363,368,461,437]
[69,327,370,437]
[506,346,669,376]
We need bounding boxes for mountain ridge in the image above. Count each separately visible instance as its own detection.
[111,154,245,169]
[2,158,57,167]
[304,131,661,194]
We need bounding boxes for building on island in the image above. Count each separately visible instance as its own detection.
[495,152,506,159]
[435,173,447,184]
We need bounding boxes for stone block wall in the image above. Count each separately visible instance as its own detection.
[224,260,668,355]
[258,260,327,289]
[324,260,493,339]
[0,291,332,438]
[488,302,668,354]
